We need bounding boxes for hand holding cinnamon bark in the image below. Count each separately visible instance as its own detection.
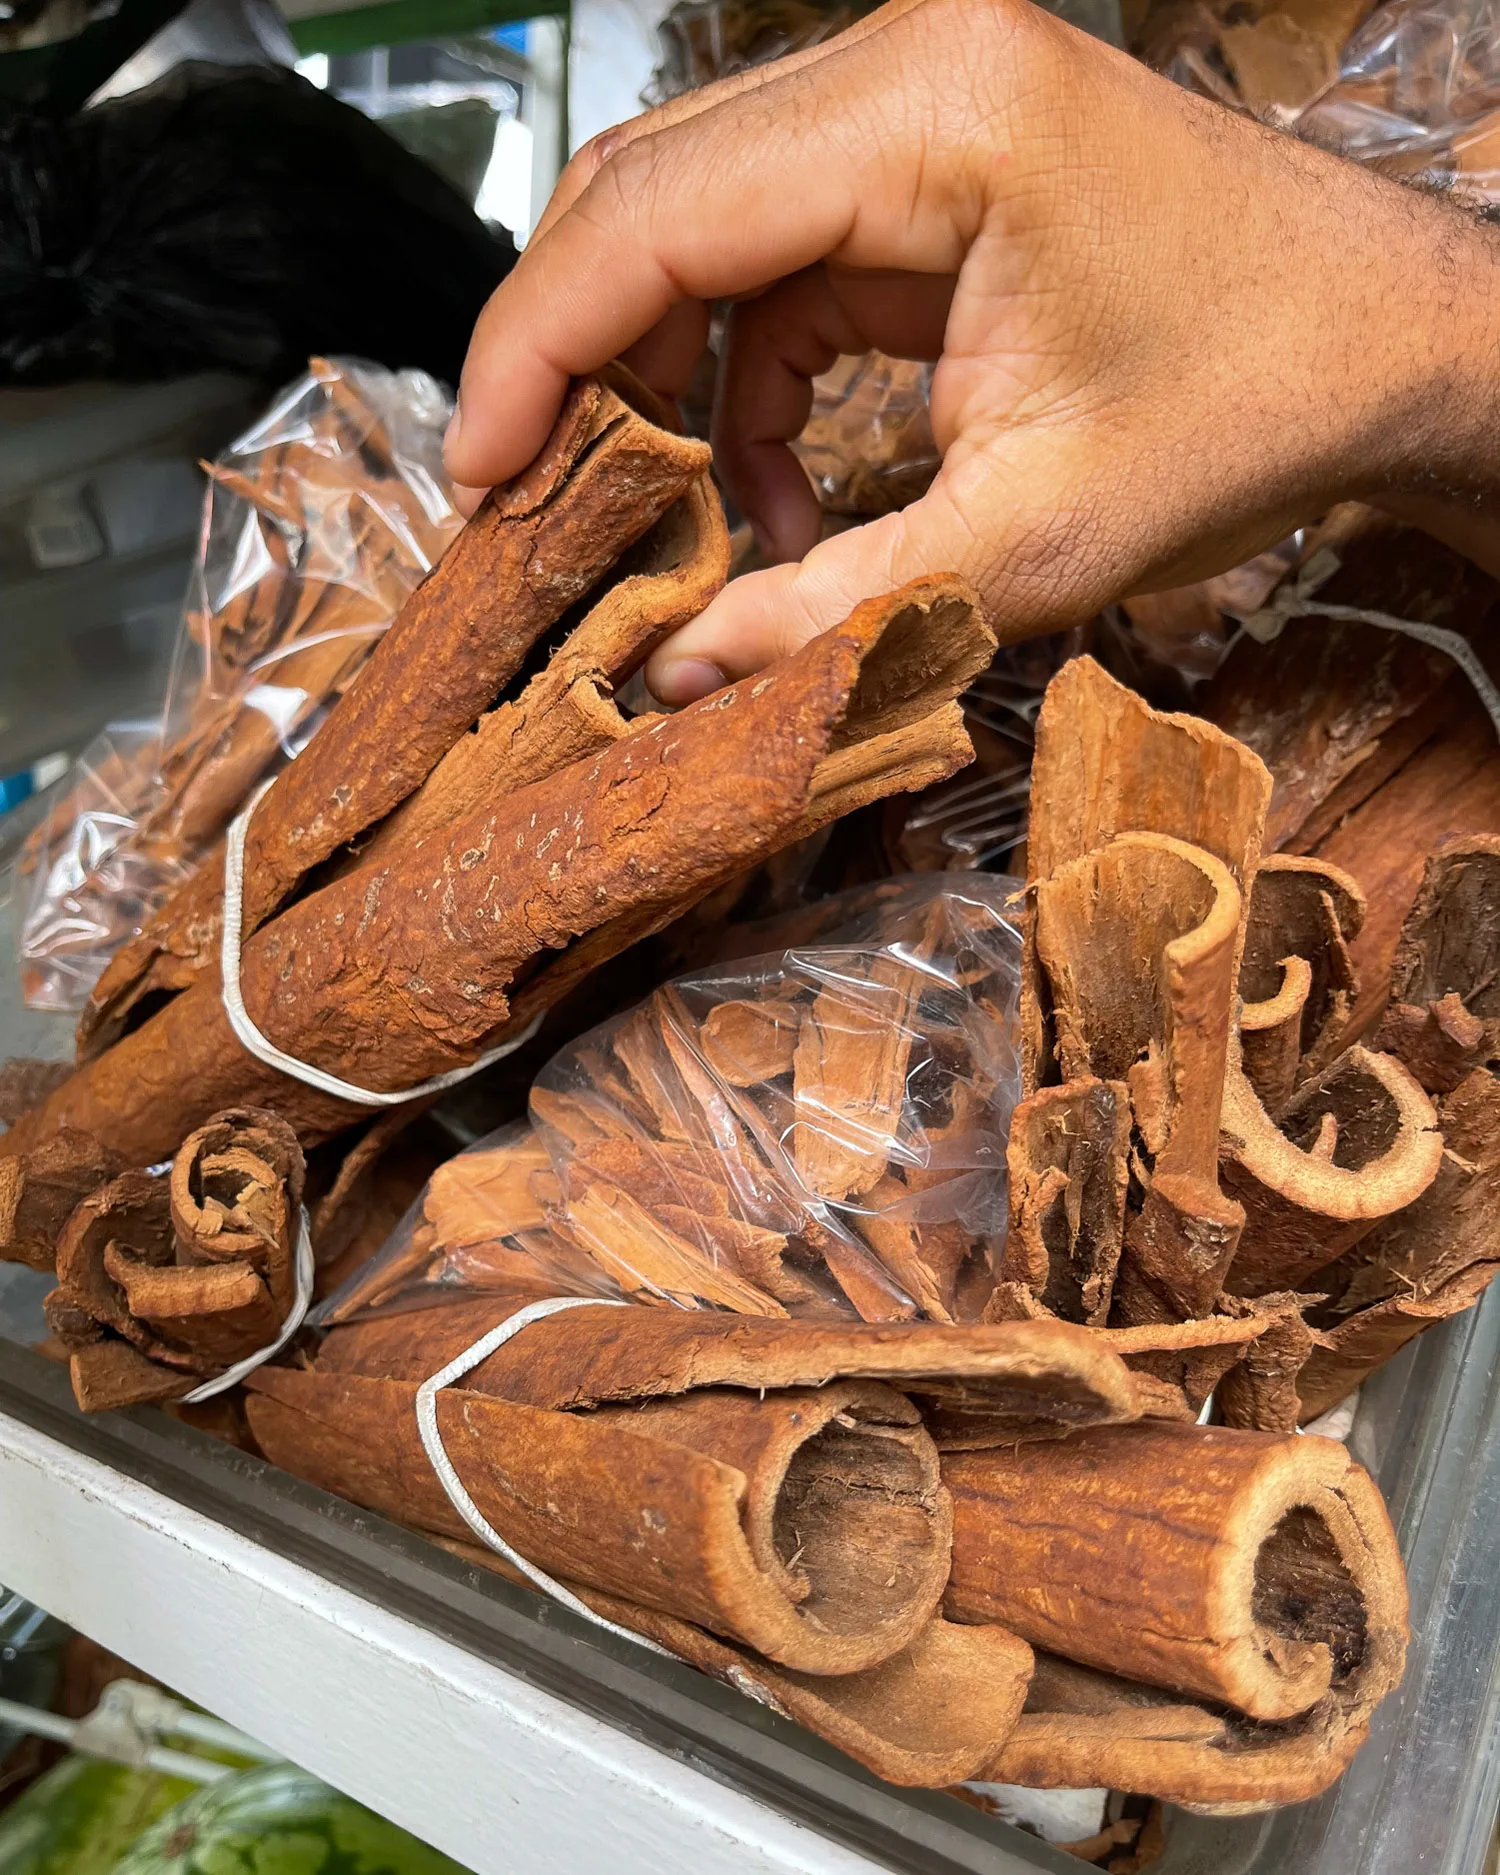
[446,0,1500,696]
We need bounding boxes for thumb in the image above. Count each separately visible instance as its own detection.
[644,484,994,706]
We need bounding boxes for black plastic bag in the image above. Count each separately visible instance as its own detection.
[0,61,516,388]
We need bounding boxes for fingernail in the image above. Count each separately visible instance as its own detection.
[651,656,728,707]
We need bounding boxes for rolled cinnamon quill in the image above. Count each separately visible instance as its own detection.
[943,1419,1407,1725]
[313,1292,1148,1445]
[80,374,710,1058]
[8,578,989,1167]
[246,1366,950,1676]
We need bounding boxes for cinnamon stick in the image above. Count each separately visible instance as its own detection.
[11,583,975,1164]
[246,1365,950,1675]
[0,1129,126,1271]
[944,1420,1407,1724]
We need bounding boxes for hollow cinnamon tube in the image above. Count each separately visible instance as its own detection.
[942,1419,1407,1723]
[245,1367,948,1675]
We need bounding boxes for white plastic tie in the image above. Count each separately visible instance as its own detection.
[1242,551,1500,744]
[180,1202,315,1403]
[220,781,542,1107]
[415,1295,674,1657]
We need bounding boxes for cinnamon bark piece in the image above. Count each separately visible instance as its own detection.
[1085,1313,1269,1417]
[1216,1294,1324,1434]
[0,1059,71,1128]
[79,376,710,1057]
[316,1294,1147,1443]
[1221,1044,1443,1297]
[857,1174,972,1323]
[0,1130,127,1271]
[981,1643,1403,1813]
[245,1367,951,1675]
[170,1108,304,1312]
[103,1256,280,1368]
[11,592,922,1164]
[1027,655,1272,897]
[944,1420,1407,1724]
[1307,688,1500,1039]
[790,929,933,1203]
[53,1171,174,1344]
[1200,519,1496,851]
[69,1339,195,1413]
[1239,856,1366,1112]
[1377,836,1500,1092]
[1001,1080,1132,1326]
[699,999,802,1086]
[422,1133,554,1245]
[1033,833,1246,1320]
[549,1180,789,1316]
[1297,1065,1500,1417]
[449,1537,1036,1789]
[359,475,730,864]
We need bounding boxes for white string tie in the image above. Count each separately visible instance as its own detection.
[415,1295,673,1656]
[220,782,542,1107]
[1242,547,1500,743]
[181,1203,315,1403]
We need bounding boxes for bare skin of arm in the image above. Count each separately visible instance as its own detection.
[444,0,1500,702]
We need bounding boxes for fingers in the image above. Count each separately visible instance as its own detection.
[644,477,994,704]
[713,269,861,560]
[446,99,863,489]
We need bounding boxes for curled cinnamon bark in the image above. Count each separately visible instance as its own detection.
[1239,856,1365,1114]
[446,1536,1035,1788]
[0,1129,125,1271]
[1377,835,1500,1092]
[43,1108,307,1412]
[246,1364,951,1676]
[944,1420,1407,1725]
[1221,1044,1442,1297]
[11,578,989,1166]
[80,375,710,1058]
[315,1293,1149,1445]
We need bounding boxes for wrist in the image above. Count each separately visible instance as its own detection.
[1337,176,1500,516]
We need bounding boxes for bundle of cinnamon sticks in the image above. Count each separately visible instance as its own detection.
[1,367,991,1400]
[18,359,463,1015]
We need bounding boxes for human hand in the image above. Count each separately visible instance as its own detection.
[445,0,1500,702]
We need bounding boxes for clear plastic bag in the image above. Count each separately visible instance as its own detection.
[320,875,1025,1328]
[793,354,941,519]
[645,0,871,102]
[1298,0,1500,203]
[14,357,460,1013]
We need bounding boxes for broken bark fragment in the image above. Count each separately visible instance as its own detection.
[247,1364,951,1676]
[944,1420,1407,1726]
[1221,1044,1443,1297]
[0,1129,127,1272]
[1000,1079,1131,1325]
[1377,836,1500,1091]
[1297,1065,1500,1418]
[1239,856,1365,1112]
[699,999,802,1086]
[1216,1293,1325,1434]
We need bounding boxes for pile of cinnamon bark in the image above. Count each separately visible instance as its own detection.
[6,374,1500,1842]
[0,367,991,1409]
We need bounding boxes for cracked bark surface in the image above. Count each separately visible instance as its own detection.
[944,1420,1406,1729]
[5,580,985,1165]
[79,375,709,1060]
[248,1360,952,1676]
